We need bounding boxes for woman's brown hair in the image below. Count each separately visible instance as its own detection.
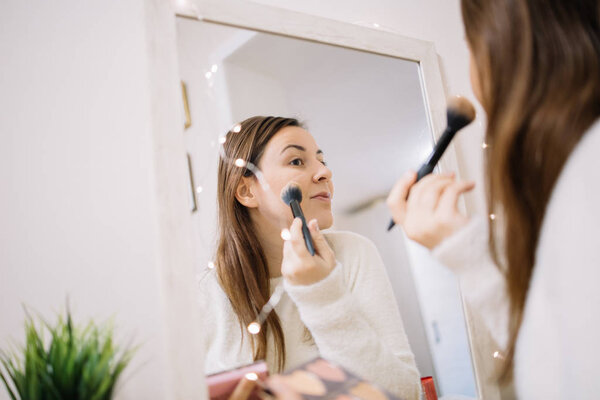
[461,0,600,379]
[215,116,301,372]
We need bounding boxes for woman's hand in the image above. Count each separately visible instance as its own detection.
[386,171,475,250]
[228,375,257,400]
[265,375,303,400]
[281,218,336,285]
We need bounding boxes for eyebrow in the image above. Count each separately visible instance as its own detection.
[280,144,324,156]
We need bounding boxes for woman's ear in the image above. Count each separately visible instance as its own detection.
[235,177,258,208]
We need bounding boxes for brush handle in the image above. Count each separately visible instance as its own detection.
[386,140,446,231]
[422,126,456,168]
[290,200,315,256]
[387,107,473,231]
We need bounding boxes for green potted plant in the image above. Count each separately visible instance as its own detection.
[0,307,136,400]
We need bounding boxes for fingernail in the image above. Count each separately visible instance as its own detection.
[280,229,291,241]
[310,219,319,231]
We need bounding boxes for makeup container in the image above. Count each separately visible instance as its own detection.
[207,360,269,400]
[265,358,405,400]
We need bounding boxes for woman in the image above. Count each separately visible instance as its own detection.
[387,0,600,398]
[199,116,421,399]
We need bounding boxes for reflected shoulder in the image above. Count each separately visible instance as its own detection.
[323,230,379,259]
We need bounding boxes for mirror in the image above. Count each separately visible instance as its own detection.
[175,15,476,398]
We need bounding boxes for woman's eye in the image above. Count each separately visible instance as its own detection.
[290,158,304,166]
[320,160,327,166]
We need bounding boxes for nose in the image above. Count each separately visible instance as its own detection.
[313,162,332,183]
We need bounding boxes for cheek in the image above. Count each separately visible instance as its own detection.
[254,183,296,226]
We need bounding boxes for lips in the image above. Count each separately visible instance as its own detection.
[310,192,331,200]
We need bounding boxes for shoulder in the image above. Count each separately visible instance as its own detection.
[197,268,234,325]
[197,267,224,296]
[323,230,385,288]
[538,118,600,261]
[560,118,600,178]
[549,118,600,207]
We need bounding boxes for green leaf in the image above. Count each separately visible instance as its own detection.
[0,304,138,400]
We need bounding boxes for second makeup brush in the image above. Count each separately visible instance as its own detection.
[388,96,476,231]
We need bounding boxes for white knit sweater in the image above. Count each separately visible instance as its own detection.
[432,119,600,399]
[199,230,421,400]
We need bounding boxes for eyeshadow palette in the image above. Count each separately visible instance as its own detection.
[269,358,405,400]
[207,360,269,400]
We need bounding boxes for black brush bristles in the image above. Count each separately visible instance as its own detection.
[280,182,315,256]
[281,183,303,205]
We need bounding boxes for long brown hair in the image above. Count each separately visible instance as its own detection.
[461,0,600,379]
[215,116,301,372]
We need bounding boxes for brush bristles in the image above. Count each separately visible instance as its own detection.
[281,182,302,205]
[447,96,476,131]
[448,96,476,121]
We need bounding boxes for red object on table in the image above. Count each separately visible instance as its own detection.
[421,376,438,400]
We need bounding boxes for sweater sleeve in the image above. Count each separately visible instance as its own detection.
[431,216,509,350]
[283,236,421,400]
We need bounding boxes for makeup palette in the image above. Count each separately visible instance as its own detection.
[266,358,405,400]
[207,360,269,400]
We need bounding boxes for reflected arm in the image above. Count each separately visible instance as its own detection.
[283,232,421,400]
[432,216,509,350]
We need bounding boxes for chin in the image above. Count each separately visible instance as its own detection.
[317,213,333,230]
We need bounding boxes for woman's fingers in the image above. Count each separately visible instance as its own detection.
[229,376,257,400]
[288,217,310,257]
[437,180,476,215]
[413,175,456,209]
[282,218,335,285]
[308,219,335,267]
[386,171,417,224]
[266,375,303,400]
[388,171,474,249]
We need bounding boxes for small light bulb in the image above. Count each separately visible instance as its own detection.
[373,23,380,28]
[211,64,218,73]
[218,136,226,144]
[234,158,246,168]
[280,229,291,241]
[232,124,242,133]
[482,142,489,149]
[207,261,215,269]
[245,372,258,381]
[205,71,212,79]
[247,322,261,334]
[490,214,496,221]
[196,186,203,194]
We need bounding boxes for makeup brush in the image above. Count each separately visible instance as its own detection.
[388,96,476,231]
[281,182,315,256]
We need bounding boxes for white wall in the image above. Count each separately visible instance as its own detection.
[0,1,171,398]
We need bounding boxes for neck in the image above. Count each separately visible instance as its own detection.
[250,212,285,278]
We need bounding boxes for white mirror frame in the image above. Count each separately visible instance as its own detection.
[144,0,501,398]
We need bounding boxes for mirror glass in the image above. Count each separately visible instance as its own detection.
[176,17,476,397]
